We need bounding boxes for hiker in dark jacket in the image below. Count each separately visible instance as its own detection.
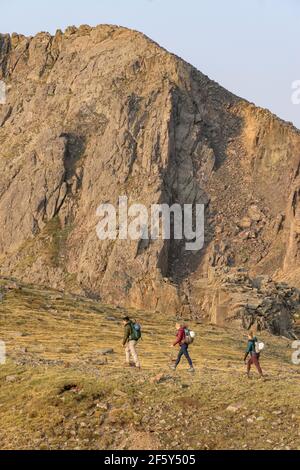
[122,317,140,369]
[244,331,263,378]
[170,322,195,373]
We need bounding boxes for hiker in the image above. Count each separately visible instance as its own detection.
[244,331,264,378]
[170,322,195,373]
[122,316,141,369]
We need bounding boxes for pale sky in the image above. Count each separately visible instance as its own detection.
[1,0,299,128]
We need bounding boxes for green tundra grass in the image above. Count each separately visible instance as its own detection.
[0,278,300,450]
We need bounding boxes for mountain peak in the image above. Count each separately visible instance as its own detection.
[0,24,299,335]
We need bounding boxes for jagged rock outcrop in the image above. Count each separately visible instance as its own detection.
[189,267,299,338]
[0,25,299,334]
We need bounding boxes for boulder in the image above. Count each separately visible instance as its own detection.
[95,348,114,356]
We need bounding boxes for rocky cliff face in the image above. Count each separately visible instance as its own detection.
[0,25,299,334]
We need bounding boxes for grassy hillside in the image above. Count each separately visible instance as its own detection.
[0,278,300,450]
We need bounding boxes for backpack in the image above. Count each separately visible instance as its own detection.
[130,321,142,341]
[255,340,264,354]
[184,328,195,345]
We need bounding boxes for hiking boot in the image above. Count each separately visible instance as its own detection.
[187,367,195,373]
[169,365,176,371]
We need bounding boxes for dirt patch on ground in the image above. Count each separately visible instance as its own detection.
[120,431,161,450]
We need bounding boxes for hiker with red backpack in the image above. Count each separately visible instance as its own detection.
[170,322,195,373]
[122,316,142,369]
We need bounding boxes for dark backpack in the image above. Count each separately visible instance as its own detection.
[130,321,142,341]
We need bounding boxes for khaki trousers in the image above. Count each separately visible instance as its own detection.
[125,340,140,367]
